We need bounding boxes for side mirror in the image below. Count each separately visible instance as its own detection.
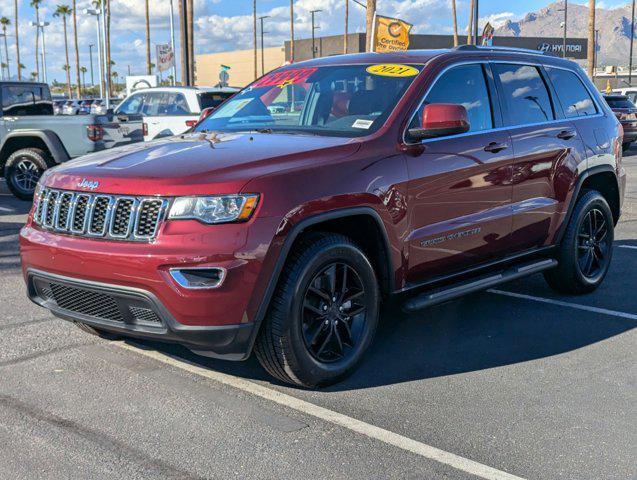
[407,103,470,141]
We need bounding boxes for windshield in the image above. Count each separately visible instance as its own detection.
[194,64,422,137]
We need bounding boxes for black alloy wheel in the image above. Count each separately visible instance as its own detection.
[301,262,367,363]
[577,208,611,281]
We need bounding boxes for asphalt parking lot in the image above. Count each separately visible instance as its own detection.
[1,154,635,480]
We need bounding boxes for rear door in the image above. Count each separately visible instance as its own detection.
[492,63,588,251]
[405,63,515,282]
[144,91,197,140]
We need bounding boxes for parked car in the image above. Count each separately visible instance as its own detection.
[53,99,66,115]
[613,87,637,104]
[21,47,625,387]
[61,99,83,115]
[115,86,239,141]
[78,99,96,115]
[91,98,121,115]
[603,94,637,151]
[0,82,143,199]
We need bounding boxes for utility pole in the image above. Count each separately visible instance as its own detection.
[259,15,269,76]
[587,0,596,79]
[366,0,376,52]
[84,9,104,99]
[89,44,95,87]
[474,0,479,45]
[311,10,321,58]
[562,0,568,58]
[30,21,49,83]
[253,0,257,80]
[630,0,635,85]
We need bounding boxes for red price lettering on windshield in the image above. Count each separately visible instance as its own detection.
[252,67,318,89]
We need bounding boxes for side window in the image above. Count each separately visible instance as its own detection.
[163,93,190,115]
[546,67,597,118]
[141,92,163,116]
[410,64,493,133]
[117,93,144,115]
[494,64,554,126]
[2,85,52,115]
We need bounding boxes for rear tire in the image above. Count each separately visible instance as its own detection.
[75,322,122,340]
[544,190,614,294]
[4,148,54,200]
[255,232,380,388]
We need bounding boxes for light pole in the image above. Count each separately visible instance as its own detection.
[30,21,50,83]
[630,0,635,85]
[89,44,95,87]
[559,0,568,58]
[473,0,479,45]
[311,10,322,58]
[259,16,269,76]
[84,9,104,100]
[169,0,177,85]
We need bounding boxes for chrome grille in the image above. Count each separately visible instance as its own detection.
[33,188,167,242]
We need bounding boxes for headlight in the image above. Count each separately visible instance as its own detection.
[168,194,259,224]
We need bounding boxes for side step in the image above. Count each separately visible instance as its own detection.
[402,258,557,312]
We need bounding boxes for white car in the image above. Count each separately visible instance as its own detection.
[613,87,637,105]
[114,86,239,141]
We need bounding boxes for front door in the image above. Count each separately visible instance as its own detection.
[405,63,514,283]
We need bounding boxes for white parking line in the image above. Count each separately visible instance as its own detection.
[618,245,637,250]
[489,289,637,321]
[116,342,526,480]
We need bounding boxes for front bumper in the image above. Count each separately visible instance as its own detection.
[27,269,255,360]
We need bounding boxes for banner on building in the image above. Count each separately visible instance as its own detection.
[156,44,175,73]
[481,22,494,46]
[372,14,413,53]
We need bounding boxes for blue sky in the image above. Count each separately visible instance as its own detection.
[0,0,631,86]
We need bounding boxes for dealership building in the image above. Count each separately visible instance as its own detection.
[195,33,588,88]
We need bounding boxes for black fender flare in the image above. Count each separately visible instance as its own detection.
[555,164,619,244]
[0,129,70,166]
[244,206,395,357]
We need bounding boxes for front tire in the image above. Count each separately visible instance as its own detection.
[544,190,614,294]
[255,233,380,388]
[4,148,54,200]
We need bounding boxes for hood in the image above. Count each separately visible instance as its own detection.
[45,132,361,196]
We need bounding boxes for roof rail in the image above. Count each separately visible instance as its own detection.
[454,45,555,57]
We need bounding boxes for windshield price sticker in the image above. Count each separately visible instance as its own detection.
[252,67,318,89]
[352,119,374,129]
[366,64,419,77]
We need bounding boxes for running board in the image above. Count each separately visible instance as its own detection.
[402,258,558,312]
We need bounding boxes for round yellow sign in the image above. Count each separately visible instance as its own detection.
[366,64,419,77]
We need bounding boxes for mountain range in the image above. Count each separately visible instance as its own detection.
[495,2,635,66]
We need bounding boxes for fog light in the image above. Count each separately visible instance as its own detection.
[169,267,226,289]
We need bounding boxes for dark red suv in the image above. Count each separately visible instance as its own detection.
[20,46,626,387]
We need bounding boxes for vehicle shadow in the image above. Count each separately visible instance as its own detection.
[130,258,636,392]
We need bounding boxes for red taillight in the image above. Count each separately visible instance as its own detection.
[185,120,198,127]
[87,124,104,142]
[142,122,148,137]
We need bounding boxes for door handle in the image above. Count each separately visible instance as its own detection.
[557,129,577,140]
[484,142,508,153]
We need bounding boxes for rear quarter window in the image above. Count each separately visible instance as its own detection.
[604,97,636,109]
[199,92,235,110]
[494,64,555,126]
[546,67,597,117]
[2,84,53,116]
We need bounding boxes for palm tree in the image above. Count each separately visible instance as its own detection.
[80,65,87,94]
[344,0,348,54]
[451,0,458,47]
[30,0,42,80]
[53,5,72,98]
[253,0,257,79]
[588,0,596,78]
[71,0,81,98]
[14,0,21,80]
[144,0,151,75]
[0,17,11,78]
[290,0,295,61]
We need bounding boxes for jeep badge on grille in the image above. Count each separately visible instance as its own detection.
[77,179,100,190]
